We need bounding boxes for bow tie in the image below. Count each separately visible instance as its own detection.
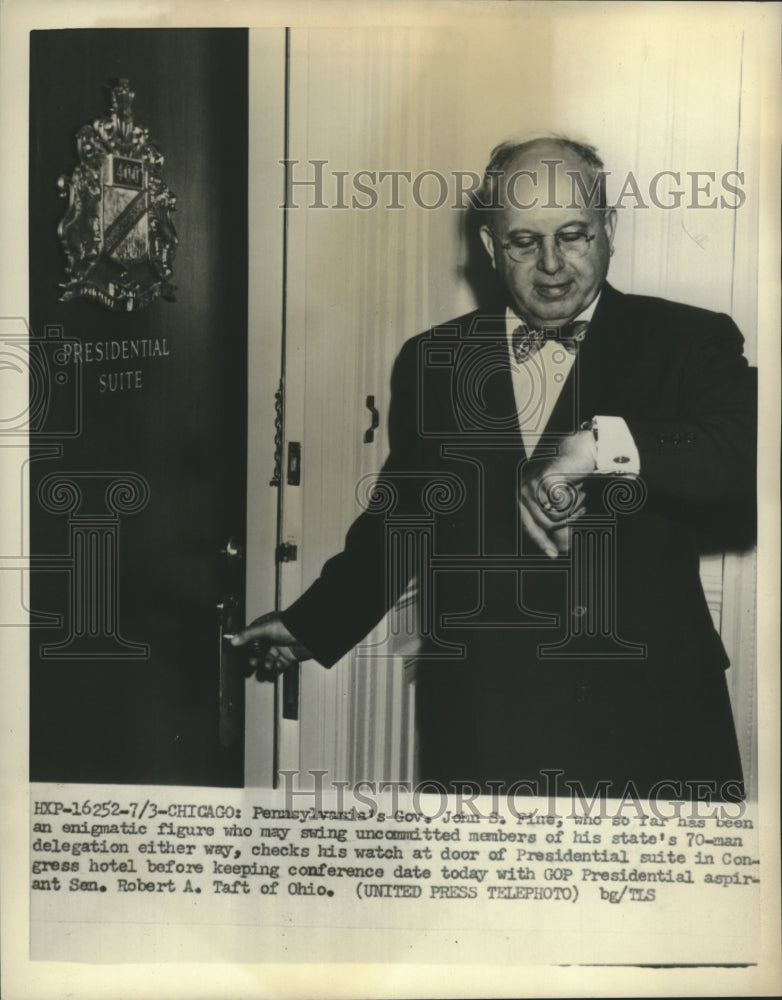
[511,320,590,363]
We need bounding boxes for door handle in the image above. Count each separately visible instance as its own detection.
[219,537,243,561]
[364,395,379,443]
[217,594,241,747]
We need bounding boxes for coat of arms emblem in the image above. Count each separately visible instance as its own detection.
[57,79,177,311]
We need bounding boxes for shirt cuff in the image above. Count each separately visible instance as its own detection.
[591,415,641,475]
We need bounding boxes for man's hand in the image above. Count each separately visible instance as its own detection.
[230,612,313,678]
[519,430,597,558]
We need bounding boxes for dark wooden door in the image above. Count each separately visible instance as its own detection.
[28,29,248,786]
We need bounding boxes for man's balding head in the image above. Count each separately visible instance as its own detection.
[477,136,616,327]
[477,136,608,218]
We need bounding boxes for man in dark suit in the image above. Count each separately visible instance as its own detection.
[234,138,755,802]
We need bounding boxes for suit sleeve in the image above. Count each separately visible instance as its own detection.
[280,337,427,667]
[622,314,756,504]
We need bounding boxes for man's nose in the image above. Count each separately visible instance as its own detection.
[537,236,563,274]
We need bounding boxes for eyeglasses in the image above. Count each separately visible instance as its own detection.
[495,230,596,262]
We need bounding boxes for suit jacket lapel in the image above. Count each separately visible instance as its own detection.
[459,310,526,449]
[521,284,620,450]
[549,282,626,433]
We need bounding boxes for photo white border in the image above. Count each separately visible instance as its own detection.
[1,2,779,997]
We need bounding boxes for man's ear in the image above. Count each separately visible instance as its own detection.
[479,225,497,270]
[602,208,617,249]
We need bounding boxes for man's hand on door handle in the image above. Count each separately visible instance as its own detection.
[230,612,313,679]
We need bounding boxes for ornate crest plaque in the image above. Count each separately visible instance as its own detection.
[57,80,178,311]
